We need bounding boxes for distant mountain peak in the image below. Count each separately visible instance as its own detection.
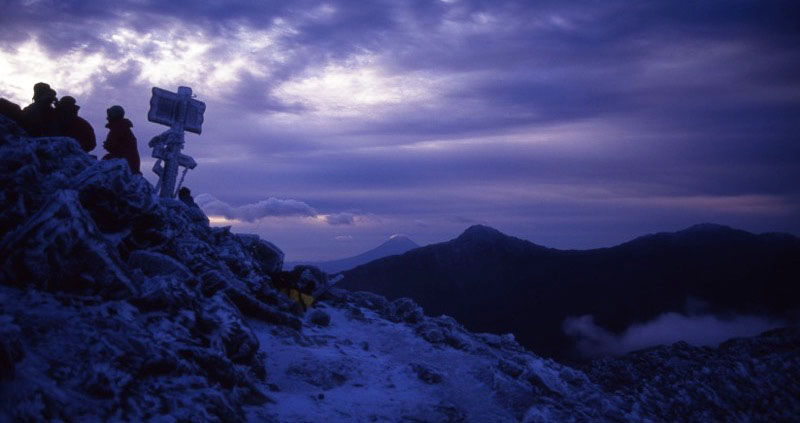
[377,235,419,249]
[458,224,506,241]
[385,234,416,245]
[681,223,734,233]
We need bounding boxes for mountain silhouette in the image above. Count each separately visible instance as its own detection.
[339,224,800,360]
[287,235,420,274]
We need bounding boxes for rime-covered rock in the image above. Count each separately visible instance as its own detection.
[238,233,284,274]
[583,327,800,422]
[130,274,197,311]
[387,297,424,324]
[410,362,443,384]
[128,249,193,279]
[291,265,326,293]
[0,115,284,422]
[308,309,331,327]
[0,314,22,381]
[0,189,136,297]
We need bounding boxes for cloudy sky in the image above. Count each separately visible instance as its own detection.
[1,0,799,260]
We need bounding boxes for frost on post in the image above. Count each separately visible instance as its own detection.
[147,86,205,198]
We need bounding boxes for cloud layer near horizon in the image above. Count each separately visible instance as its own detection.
[1,0,798,259]
[563,312,787,358]
[195,194,318,222]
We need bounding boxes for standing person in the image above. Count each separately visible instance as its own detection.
[20,82,58,136]
[55,96,96,152]
[102,105,140,174]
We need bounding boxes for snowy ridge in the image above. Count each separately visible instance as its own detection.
[0,115,798,422]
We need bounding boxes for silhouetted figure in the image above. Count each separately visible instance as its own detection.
[0,98,23,124]
[20,82,59,136]
[55,96,96,152]
[177,186,209,223]
[102,105,141,174]
[178,187,198,208]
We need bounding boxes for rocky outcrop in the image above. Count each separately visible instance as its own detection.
[1,189,137,297]
[0,116,296,422]
[584,327,800,423]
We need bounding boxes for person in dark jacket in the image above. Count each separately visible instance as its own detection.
[20,82,58,136]
[102,105,141,174]
[0,98,23,124]
[178,187,199,208]
[55,96,96,152]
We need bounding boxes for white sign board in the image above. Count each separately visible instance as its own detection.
[148,87,206,134]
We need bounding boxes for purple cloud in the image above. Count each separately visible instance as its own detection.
[0,0,797,259]
[195,193,317,222]
[324,212,357,226]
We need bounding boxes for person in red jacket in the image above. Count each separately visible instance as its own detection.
[56,96,96,152]
[102,105,141,174]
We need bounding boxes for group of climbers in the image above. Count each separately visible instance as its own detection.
[1,83,333,312]
[0,82,141,174]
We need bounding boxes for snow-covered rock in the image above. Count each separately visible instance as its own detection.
[0,116,292,422]
[237,233,283,275]
[584,327,800,422]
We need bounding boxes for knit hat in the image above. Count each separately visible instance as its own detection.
[106,105,125,120]
[33,82,53,100]
[58,96,79,110]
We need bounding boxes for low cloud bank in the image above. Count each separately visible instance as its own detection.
[564,312,787,358]
[324,212,357,226]
[195,194,365,227]
[195,194,317,222]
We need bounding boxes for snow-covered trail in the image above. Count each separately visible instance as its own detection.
[247,302,522,422]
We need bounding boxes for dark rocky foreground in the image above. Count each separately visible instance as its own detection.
[0,115,798,422]
[0,114,299,422]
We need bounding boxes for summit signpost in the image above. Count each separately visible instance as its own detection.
[147,86,205,198]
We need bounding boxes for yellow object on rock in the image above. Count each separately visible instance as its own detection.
[279,288,315,310]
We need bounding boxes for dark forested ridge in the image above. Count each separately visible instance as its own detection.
[339,224,800,360]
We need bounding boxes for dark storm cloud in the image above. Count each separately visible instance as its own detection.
[5,1,798,125]
[2,0,798,258]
